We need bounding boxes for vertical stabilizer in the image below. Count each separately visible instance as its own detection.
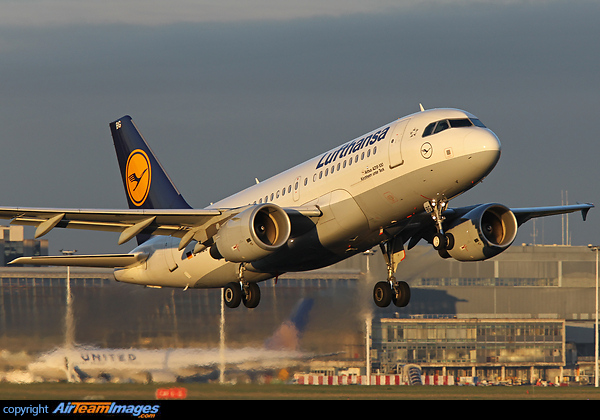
[264,299,314,351]
[110,116,192,211]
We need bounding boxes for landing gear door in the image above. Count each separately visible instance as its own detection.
[388,119,410,169]
[164,238,179,272]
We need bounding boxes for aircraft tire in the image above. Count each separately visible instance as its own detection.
[432,233,447,250]
[373,281,392,307]
[444,232,455,250]
[243,283,261,308]
[224,282,242,308]
[392,281,411,307]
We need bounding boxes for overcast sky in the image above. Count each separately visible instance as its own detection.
[0,0,598,255]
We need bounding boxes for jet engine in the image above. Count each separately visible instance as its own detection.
[444,203,518,261]
[212,203,291,263]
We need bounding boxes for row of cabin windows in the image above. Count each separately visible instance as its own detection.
[253,145,378,205]
[313,146,378,183]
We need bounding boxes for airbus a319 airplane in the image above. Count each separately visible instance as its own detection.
[3,107,593,309]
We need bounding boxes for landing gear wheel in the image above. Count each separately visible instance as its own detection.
[392,281,411,307]
[433,232,454,251]
[224,282,242,308]
[242,283,261,308]
[444,232,454,250]
[432,233,447,250]
[373,281,392,307]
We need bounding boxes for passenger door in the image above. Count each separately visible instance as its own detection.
[388,119,410,169]
[293,176,301,202]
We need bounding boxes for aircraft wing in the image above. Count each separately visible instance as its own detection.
[440,203,594,226]
[0,205,322,248]
[403,202,593,249]
[509,203,593,225]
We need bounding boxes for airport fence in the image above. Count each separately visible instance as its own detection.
[293,374,455,385]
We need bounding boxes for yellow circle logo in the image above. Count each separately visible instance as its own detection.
[126,149,151,206]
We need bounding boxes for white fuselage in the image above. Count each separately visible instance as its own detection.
[114,108,501,288]
[26,346,307,383]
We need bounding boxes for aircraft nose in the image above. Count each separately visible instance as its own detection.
[464,129,501,168]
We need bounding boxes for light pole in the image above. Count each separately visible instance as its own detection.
[219,288,226,384]
[60,249,76,383]
[589,245,599,387]
[60,249,77,350]
[363,249,376,386]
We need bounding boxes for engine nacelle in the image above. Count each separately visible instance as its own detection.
[445,203,518,261]
[213,203,291,263]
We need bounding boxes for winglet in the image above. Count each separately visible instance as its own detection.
[579,202,593,221]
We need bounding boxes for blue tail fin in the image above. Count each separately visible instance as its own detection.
[110,116,192,211]
[264,298,314,351]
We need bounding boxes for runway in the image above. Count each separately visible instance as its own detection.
[1,382,599,400]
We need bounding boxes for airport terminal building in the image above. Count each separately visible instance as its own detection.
[0,226,48,266]
[371,317,567,385]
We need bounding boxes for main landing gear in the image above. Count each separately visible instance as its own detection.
[373,238,411,308]
[223,263,261,309]
[373,280,410,308]
[223,281,261,308]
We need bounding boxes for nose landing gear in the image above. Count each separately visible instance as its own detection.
[426,195,454,257]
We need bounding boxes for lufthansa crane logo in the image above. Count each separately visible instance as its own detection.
[126,149,151,206]
[420,142,433,159]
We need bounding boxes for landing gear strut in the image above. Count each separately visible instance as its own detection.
[425,196,454,255]
[223,264,261,309]
[373,238,411,308]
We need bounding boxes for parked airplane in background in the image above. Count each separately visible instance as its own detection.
[2,107,593,308]
[22,299,314,383]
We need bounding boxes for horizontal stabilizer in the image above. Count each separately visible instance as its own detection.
[9,253,147,268]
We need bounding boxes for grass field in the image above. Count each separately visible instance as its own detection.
[2,382,600,400]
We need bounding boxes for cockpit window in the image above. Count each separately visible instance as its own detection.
[422,117,486,137]
[471,118,486,128]
[449,118,472,128]
[433,120,449,134]
[423,122,436,137]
